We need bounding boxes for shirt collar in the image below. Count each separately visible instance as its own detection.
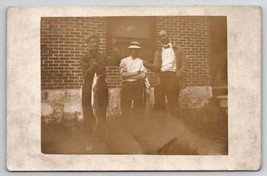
[162,43,172,50]
[130,56,138,60]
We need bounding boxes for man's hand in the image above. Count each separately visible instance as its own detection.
[143,61,150,68]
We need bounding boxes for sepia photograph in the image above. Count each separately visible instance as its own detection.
[7,6,261,171]
[41,16,228,155]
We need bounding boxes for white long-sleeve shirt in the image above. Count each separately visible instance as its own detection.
[120,56,147,82]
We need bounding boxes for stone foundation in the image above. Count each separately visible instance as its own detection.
[41,89,83,124]
[179,86,212,109]
[41,86,212,120]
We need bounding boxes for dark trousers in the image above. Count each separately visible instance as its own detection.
[121,81,145,118]
[154,72,179,117]
[82,78,108,145]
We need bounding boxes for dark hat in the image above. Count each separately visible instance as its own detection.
[128,42,141,49]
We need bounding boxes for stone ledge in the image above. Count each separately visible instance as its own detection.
[41,86,214,121]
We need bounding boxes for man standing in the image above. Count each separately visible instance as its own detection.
[144,30,187,117]
[80,34,108,151]
[120,42,147,118]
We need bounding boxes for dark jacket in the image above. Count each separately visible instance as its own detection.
[146,45,187,87]
[80,51,109,125]
[80,51,108,92]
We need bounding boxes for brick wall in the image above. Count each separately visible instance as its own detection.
[41,17,107,89]
[106,66,121,88]
[156,16,212,86]
[41,17,212,90]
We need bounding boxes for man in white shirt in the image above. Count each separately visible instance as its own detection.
[144,30,187,117]
[120,42,147,118]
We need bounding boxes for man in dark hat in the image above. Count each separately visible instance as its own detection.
[120,42,147,118]
[80,34,108,151]
[144,30,187,117]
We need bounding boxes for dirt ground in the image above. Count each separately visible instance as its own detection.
[41,106,228,155]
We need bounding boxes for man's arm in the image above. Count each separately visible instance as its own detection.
[176,48,187,78]
[80,56,97,79]
[129,72,146,80]
[143,50,161,72]
[80,57,90,78]
[105,56,114,66]
[121,71,139,78]
[119,58,135,78]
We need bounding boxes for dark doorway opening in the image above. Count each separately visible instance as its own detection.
[209,16,228,96]
[107,17,157,66]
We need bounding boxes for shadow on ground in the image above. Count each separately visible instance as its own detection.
[41,105,227,155]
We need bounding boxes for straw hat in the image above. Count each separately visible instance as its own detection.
[128,42,141,49]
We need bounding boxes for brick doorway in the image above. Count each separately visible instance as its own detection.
[106,17,157,65]
[209,17,228,96]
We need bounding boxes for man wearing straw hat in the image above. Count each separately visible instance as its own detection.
[120,42,147,118]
